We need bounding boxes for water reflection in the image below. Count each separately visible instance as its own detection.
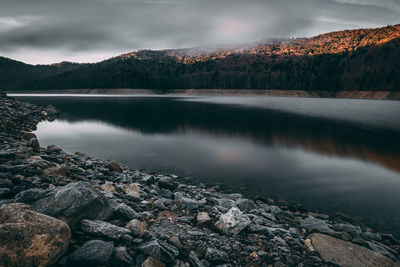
[16,96,400,237]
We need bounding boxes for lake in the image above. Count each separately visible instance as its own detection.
[13,94,400,237]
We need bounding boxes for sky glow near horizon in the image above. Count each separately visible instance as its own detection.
[0,0,399,64]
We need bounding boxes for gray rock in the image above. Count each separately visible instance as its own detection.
[181,197,198,211]
[215,207,251,234]
[31,182,112,228]
[205,248,228,265]
[139,239,179,263]
[196,212,211,224]
[113,202,141,221]
[188,251,206,267]
[300,216,330,233]
[67,240,114,266]
[112,246,134,267]
[361,231,382,241]
[154,199,168,210]
[217,199,234,210]
[333,223,362,237]
[126,219,148,236]
[235,199,256,213]
[80,219,132,240]
[157,176,178,190]
[14,188,50,203]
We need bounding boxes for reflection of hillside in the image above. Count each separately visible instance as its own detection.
[31,97,400,174]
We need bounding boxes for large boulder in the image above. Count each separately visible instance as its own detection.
[0,203,71,267]
[30,182,112,228]
[308,233,395,267]
[215,207,251,234]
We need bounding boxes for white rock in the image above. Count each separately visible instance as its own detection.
[215,207,251,234]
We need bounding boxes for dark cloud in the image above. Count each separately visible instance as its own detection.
[0,0,399,64]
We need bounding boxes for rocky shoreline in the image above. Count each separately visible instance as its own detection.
[0,92,399,267]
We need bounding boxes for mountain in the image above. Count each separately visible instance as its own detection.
[1,24,400,92]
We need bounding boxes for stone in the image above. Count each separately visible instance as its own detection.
[126,219,148,236]
[123,183,140,197]
[112,246,134,266]
[188,251,206,267]
[205,248,229,265]
[106,161,123,173]
[196,212,211,224]
[20,132,37,141]
[101,184,116,193]
[27,138,40,152]
[157,176,178,190]
[181,197,198,210]
[309,233,395,267]
[157,211,178,221]
[142,256,166,267]
[139,239,179,263]
[235,199,256,212]
[333,223,362,237]
[215,207,251,234]
[14,188,50,203]
[67,239,114,266]
[31,182,112,228]
[43,164,70,177]
[0,203,70,267]
[300,216,330,233]
[361,231,382,241]
[80,219,132,240]
[113,202,141,221]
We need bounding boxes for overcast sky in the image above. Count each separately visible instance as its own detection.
[0,0,399,64]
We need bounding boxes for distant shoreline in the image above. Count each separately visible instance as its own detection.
[6,89,400,100]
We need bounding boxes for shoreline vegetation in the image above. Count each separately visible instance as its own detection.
[1,91,399,266]
[7,89,400,100]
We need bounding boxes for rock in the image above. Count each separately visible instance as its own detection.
[235,199,256,213]
[80,219,132,240]
[215,207,251,234]
[14,188,50,203]
[142,256,166,267]
[27,138,40,152]
[157,211,178,221]
[139,239,179,263]
[101,184,116,193]
[126,219,148,236]
[0,203,70,267]
[181,197,198,210]
[205,248,228,265]
[31,182,112,227]
[188,251,206,267]
[157,176,178,190]
[217,199,235,211]
[112,246,134,267]
[43,164,70,177]
[300,216,330,233]
[333,223,362,237]
[67,239,114,266]
[123,183,140,197]
[196,212,211,224]
[309,233,395,267]
[113,202,141,221]
[361,231,382,241]
[106,161,123,173]
[154,199,168,210]
[20,132,37,141]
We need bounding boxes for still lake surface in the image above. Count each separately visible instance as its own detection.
[14,95,400,237]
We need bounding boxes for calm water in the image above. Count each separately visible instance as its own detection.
[14,95,400,237]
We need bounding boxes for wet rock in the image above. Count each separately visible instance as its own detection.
[157,176,178,190]
[235,199,256,213]
[215,207,251,234]
[0,203,70,267]
[142,256,166,267]
[300,216,330,233]
[333,223,362,237]
[112,246,134,267]
[188,251,206,267]
[309,233,395,267]
[67,239,114,267]
[123,183,140,197]
[27,138,40,152]
[139,239,179,263]
[205,248,228,265]
[31,182,112,227]
[106,161,123,173]
[126,219,148,236]
[181,197,198,211]
[80,219,132,240]
[196,212,211,224]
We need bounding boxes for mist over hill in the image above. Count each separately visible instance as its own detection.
[1,24,399,92]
